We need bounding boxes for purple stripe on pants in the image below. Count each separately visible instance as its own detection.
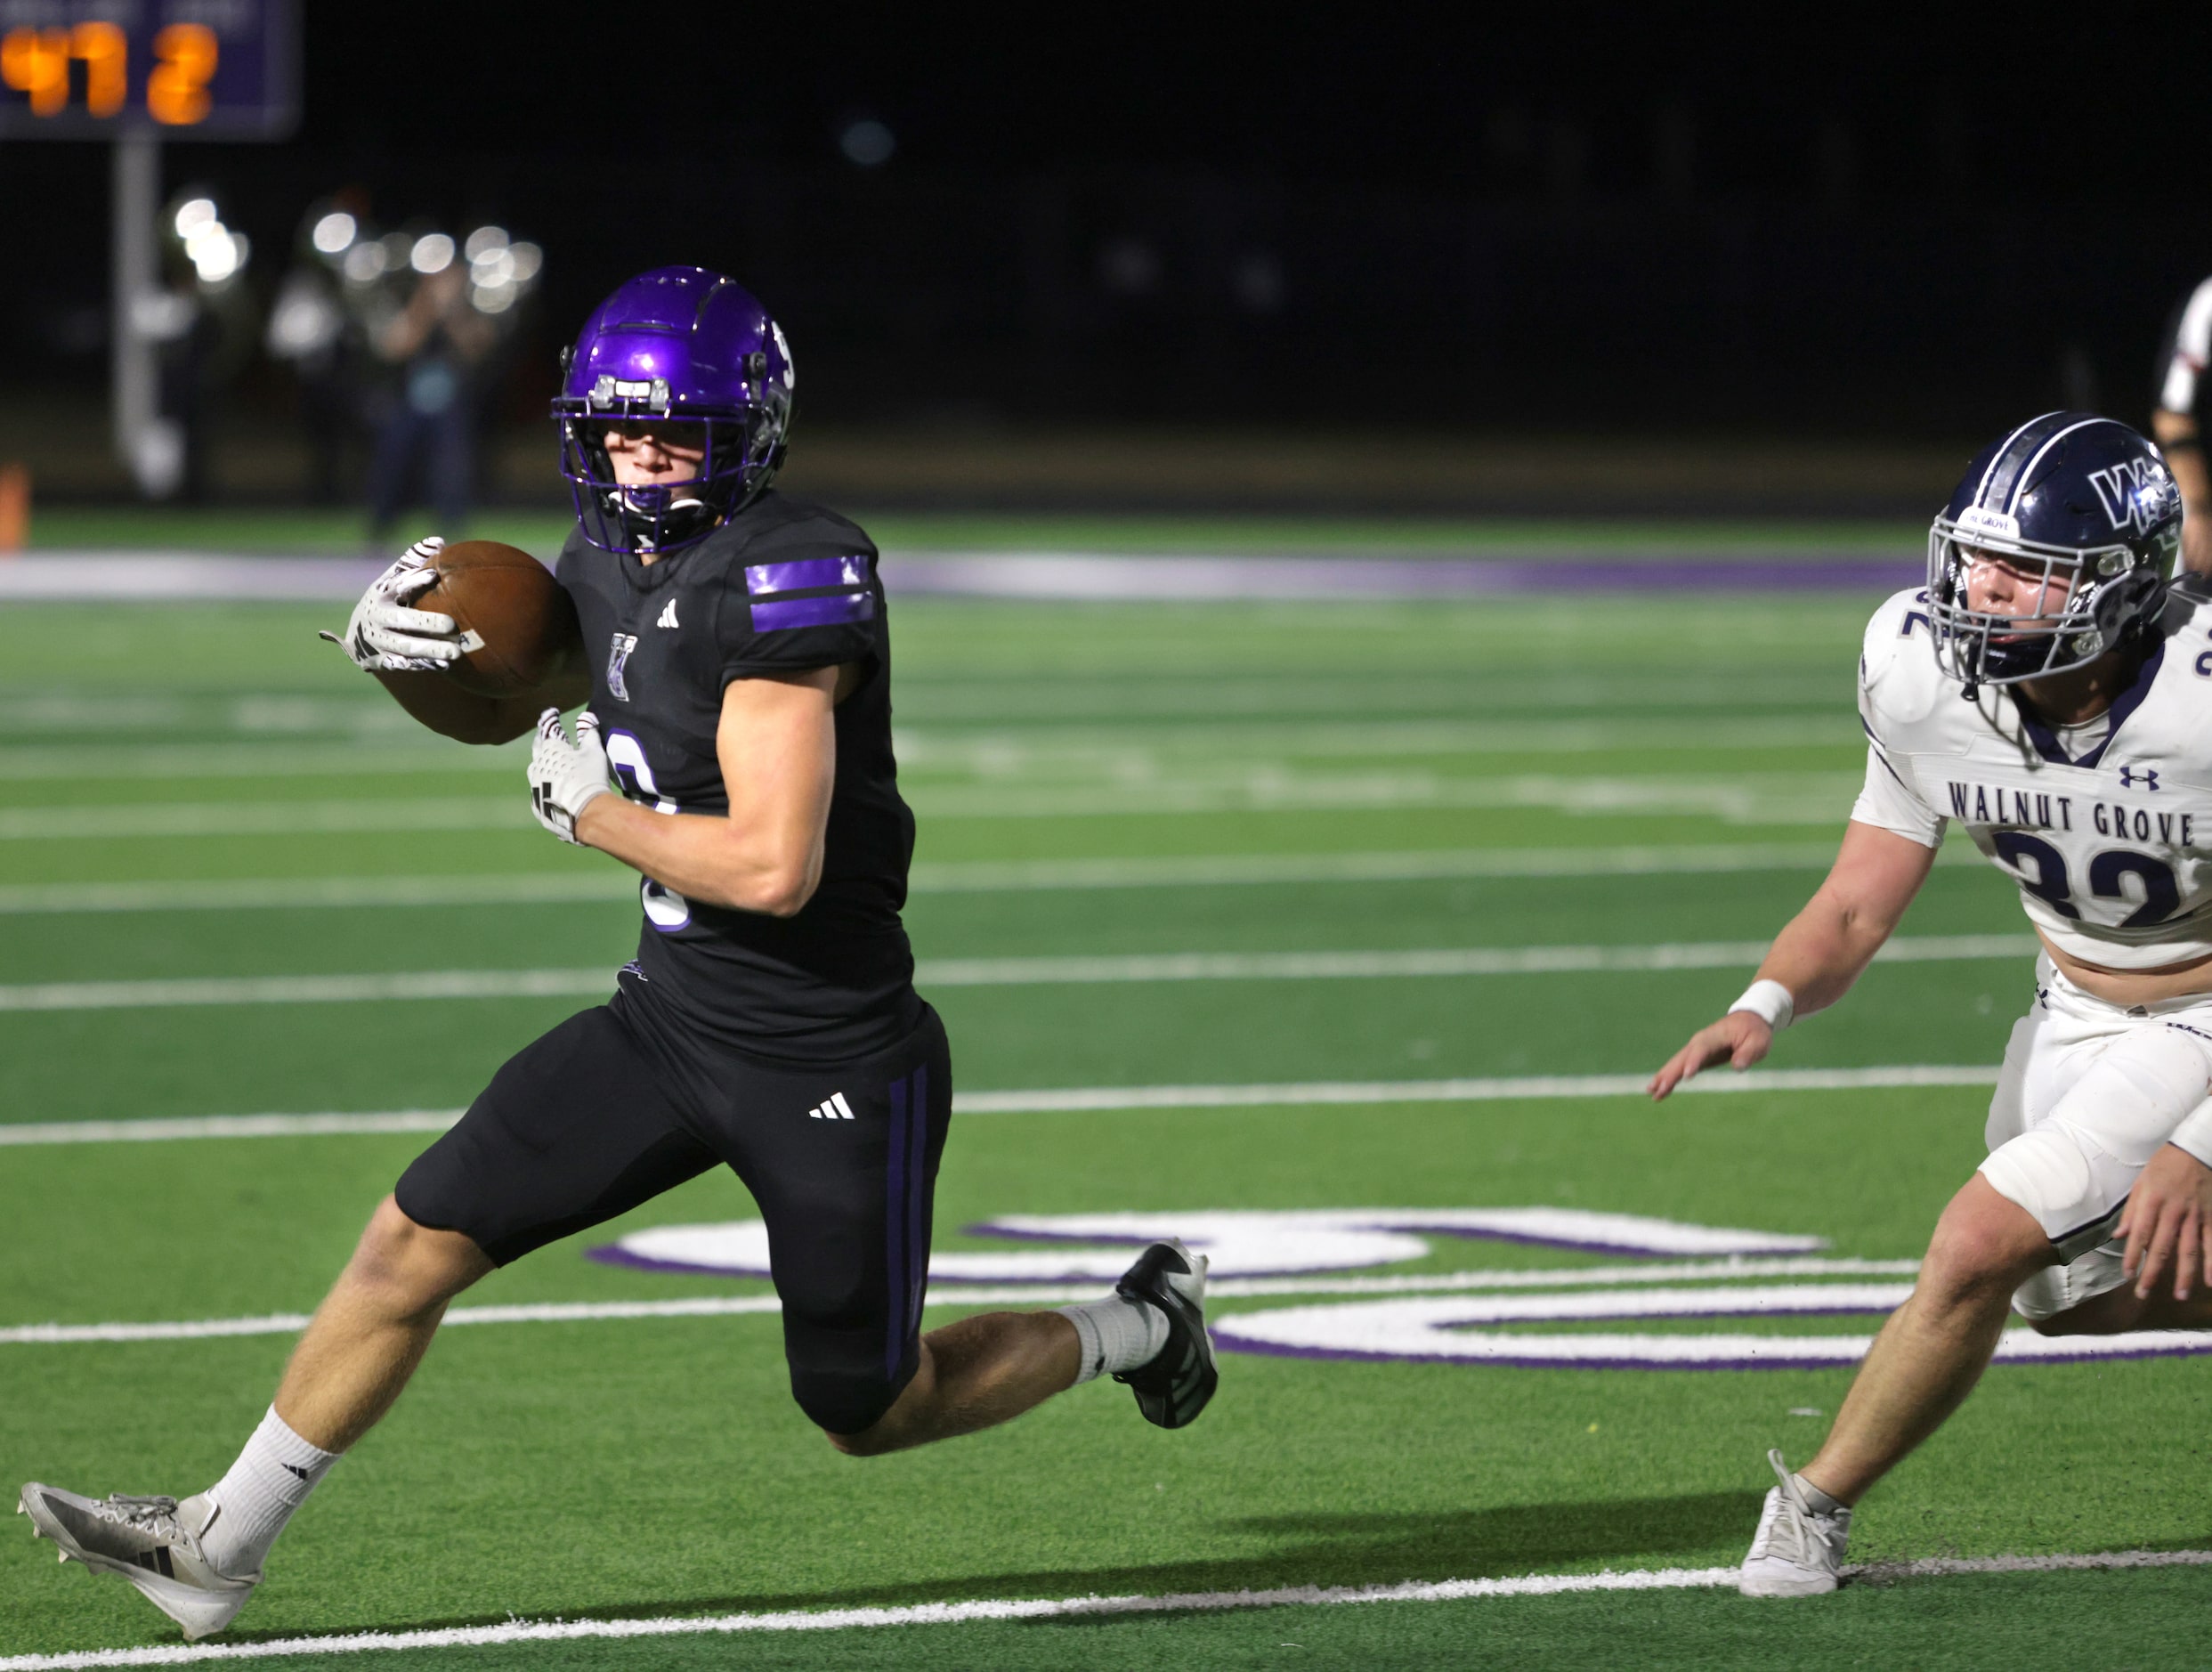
[747,556,872,595]
[885,1072,910,1382]
[749,592,876,632]
[905,1064,929,1343]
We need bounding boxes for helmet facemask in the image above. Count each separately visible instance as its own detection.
[559,410,783,556]
[1925,515,2171,694]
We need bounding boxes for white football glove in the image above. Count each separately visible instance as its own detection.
[320,537,473,671]
[528,708,613,844]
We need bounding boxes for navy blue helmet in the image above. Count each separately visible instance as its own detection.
[1927,412,2183,694]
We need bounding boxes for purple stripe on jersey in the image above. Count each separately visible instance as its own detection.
[747,556,872,596]
[885,1072,911,1382]
[905,1063,929,1343]
[750,591,876,633]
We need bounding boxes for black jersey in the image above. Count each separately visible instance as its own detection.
[555,492,922,1063]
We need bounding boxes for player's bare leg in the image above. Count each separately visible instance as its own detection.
[830,1313,1082,1456]
[1798,1176,2048,1506]
[18,1196,488,1639]
[830,1239,1216,1457]
[275,1195,494,1452]
[1738,1176,2048,1595]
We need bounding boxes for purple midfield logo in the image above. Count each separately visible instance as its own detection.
[587,1205,2212,1370]
[605,632,639,702]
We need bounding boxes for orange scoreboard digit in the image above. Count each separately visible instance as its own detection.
[0,1,296,140]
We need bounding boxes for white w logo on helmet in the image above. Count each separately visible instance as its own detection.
[2087,460,2172,535]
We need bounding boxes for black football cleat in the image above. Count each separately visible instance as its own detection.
[1112,1238,1219,1429]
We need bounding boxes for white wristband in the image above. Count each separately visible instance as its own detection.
[1728,978,1795,1032]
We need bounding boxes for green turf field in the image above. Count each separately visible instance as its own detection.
[2,583,2208,1670]
[16,503,1924,558]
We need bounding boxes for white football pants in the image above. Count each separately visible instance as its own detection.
[1981,955,2212,1321]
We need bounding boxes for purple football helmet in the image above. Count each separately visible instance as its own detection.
[552,266,795,555]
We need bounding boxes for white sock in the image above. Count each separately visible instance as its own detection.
[1057,1295,1170,1384]
[1794,1473,1845,1518]
[191,1407,339,1578]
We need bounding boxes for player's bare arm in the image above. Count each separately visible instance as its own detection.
[576,670,843,918]
[1647,821,1936,1100]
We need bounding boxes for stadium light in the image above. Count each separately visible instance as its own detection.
[311,211,356,255]
[409,232,455,275]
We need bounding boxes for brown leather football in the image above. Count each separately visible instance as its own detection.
[408,540,579,698]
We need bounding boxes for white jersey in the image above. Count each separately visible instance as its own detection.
[1851,584,2212,969]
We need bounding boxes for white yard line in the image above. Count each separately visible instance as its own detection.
[0,1258,1925,1345]
[0,1067,1998,1148]
[0,936,2035,1012]
[0,718,1855,783]
[952,1066,2000,1114]
[0,843,1900,914]
[0,1552,2203,1668]
[0,970,618,1011]
[0,799,522,841]
[0,1111,466,1145]
[0,772,1862,839]
[0,744,520,783]
[906,772,1861,824]
[0,840,1985,915]
[0,875,634,914]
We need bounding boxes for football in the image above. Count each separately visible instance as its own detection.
[409,540,579,698]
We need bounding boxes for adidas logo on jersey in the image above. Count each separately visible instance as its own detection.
[656,599,679,629]
[807,1092,856,1121]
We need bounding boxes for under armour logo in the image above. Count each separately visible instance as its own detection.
[605,633,638,702]
[807,1092,856,1120]
[656,599,679,629]
[2118,766,2160,791]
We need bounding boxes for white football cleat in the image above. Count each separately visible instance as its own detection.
[1738,1449,1851,1597]
[19,1483,257,1641]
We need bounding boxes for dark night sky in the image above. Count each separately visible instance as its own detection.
[10,4,2212,437]
[282,3,2208,199]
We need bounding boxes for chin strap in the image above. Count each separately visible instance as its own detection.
[1960,679,1980,702]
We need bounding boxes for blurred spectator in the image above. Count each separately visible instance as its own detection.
[364,235,495,541]
[353,223,541,544]
[141,187,256,501]
[2152,276,2212,576]
[265,197,369,504]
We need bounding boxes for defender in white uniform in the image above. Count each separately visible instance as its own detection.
[1650,412,2212,1597]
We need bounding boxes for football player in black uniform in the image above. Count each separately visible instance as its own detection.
[17,268,1218,1643]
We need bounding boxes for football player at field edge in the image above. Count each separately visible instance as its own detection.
[1652,412,2212,1597]
[15,268,1219,1643]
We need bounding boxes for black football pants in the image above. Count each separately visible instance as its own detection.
[395,995,952,1435]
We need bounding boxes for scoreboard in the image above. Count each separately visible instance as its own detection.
[0,0,296,140]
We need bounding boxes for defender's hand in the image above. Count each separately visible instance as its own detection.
[527,708,612,844]
[1648,1011,1774,1101]
[2120,1142,2212,1301]
[321,537,464,671]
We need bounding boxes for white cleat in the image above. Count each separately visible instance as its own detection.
[19,1483,257,1641]
[1739,1449,1851,1597]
